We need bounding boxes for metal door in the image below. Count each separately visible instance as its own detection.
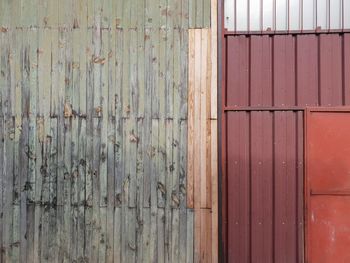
[305,108,350,263]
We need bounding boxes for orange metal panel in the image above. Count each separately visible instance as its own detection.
[305,108,350,263]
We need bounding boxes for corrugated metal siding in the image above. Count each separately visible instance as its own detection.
[0,1,213,262]
[226,34,350,107]
[226,111,304,262]
[223,33,350,262]
[224,0,350,32]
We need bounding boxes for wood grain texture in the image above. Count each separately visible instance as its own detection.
[0,0,215,262]
[187,27,218,262]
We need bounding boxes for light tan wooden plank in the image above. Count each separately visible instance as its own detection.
[187,29,195,208]
[210,0,218,120]
[193,29,202,263]
[200,29,209,209]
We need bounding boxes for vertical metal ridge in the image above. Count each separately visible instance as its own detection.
[248,111,252,263]
[342,34,346,105]
[272,112,276,263]
[271,36,275,106]
[317,34,321,106]
[294,35,298,106]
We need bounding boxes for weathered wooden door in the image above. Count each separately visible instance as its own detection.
[305,108,350,263]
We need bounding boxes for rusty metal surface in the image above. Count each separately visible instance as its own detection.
[305,108,350,263]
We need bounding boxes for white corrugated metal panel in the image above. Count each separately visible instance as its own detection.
[224,0,350,32]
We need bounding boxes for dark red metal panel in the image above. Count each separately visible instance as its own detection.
[319,35,343,106]
[222,32,350,262]
[250,36,273,106]
[225,33,350,108]
[226,111,304,262]
[226,36,249,107]
[305,108,350,263]
[273,35,296,106]
[296,35,319,106]
[227,112,250,261]
[250,112,273,262]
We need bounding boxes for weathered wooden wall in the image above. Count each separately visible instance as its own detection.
[0,0,217,262]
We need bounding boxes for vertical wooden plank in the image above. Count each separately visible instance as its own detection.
[98,29,109,263]
[113,207,122,262]
[157,207,165,263]
[84,115,93,261]
[181,0,189,29]
[115,0,123,28]
[101,0,112,29]
[154,29,164,119]
[1,32,14,116]
[196,0,204,28]
[122,30,130,118]
[165,28,174,118]
[49,117,59,263]
[187,29,195,208]
[149,119,159,262]
[58,0,73,29]
[91,117,101,263]
[193,29,202,263]
[21,0,38,27]
[0,117,3,262]
[70,118,79,262]
[113,114,124,261]
[77,117,86,262]
[3,117,15,262]
[27,27,39,263]
[39,117,50,263]
[210,0,217,120]
[159,0,167,29]
[178,119,188,262]
[106,115,115,262]
[12,116,21,263]
[158,119,166,207]
[0,32,3,117]
[38,28,52,117]
[136,117,144,263]
[200,29,210,209]
[128,32,138,210]
[143,27,152,207]
[79,7,89,116]
[203,209,213,262]
[142,208,151,262]
[189,0,196,28]
[33,117,43,263]
[108,29,116,118]
[164,119,174,262]
[186,209,194,263]
[203,0,211,27]
[180,29,189,120]
[137,28,145,118]
[19,116,29,263]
